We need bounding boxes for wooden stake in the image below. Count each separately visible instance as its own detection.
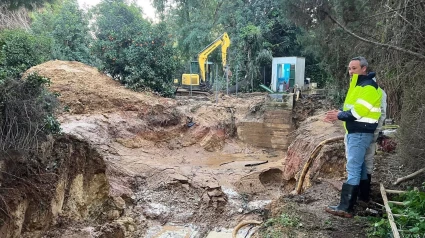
[385,189,407,194]
[388,201,405,206]
[380,183,401,238]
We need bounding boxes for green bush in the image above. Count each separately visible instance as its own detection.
[51,0,93,64]
[91,0,147,79]
[0,73,60,152]
[91,0,178,97]
[124,23,178,97]
[259,212,301,238]
[0,29,51,80]
[30,0,96,66]
[368,185,425,238]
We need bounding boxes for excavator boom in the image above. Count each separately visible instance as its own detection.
[198,32,230,82]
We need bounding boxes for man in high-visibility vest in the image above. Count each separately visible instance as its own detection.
[324,56,382,218]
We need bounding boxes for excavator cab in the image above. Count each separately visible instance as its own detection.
[189,61,200,74]
[176,33,230,93]
[180,61,214,91]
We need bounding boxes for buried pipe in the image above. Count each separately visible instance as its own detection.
[295,136,344,194]
[232,220,262,238]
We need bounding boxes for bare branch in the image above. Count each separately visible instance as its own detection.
[363,2,424,20]
[393,167,425,185]
[384,4,425,39]
[324,12,425,60]
[0,4,31,30]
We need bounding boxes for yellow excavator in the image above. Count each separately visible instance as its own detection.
[175,32,231,94]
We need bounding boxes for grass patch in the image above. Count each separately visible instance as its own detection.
[258,212,302,238]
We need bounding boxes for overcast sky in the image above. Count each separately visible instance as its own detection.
[77,0,157,20]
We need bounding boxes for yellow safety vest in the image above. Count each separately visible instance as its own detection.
[339,74,382,134]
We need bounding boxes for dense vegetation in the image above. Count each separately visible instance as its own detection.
[0,72,60,153]
[0,28,59,154]
[369,185,425,237]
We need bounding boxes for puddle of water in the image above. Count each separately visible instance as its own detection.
[143,187,264,238]
[146,225,198,238]
[206,227,257,238]
[146,225,257,238]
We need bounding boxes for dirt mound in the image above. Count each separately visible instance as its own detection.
[283,112,346,191]
[26,60,172,114]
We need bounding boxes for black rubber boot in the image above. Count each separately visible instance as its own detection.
[358,174,372,202]
[325,183,359,218]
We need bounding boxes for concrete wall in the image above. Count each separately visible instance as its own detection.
[237,121,292,150]
[237,98,294,150]
[295,57,305,87]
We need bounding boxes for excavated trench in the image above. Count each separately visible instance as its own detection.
[56,96,295,238]
[0,103,294,238]
[0,61,348,238]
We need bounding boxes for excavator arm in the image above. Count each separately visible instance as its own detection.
[198,32,230,82]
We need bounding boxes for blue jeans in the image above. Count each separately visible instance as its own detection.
[346,133,374,185]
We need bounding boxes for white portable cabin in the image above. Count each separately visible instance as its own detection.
[271,57,305,92]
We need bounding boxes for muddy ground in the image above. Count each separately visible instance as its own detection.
[0,60,418,238]
[22,60,292,237]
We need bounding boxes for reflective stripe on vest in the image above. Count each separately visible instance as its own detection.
[356,99,381,113]
[351,106,380,123]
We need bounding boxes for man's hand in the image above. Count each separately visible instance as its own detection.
[324,109,340,123]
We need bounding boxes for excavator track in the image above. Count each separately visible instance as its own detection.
[175,88,212,97]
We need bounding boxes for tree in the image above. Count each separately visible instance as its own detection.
[30,0,94,65]
[51,0,93,64]
[124,22,178,97]
[92,0,178,96]
[91,0,148,79]
[30,3,55,36]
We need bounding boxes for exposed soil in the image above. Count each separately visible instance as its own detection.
[0,60,415,238]
[25,60,160,115]
[0,135,109,238]
[23,60,286,237]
